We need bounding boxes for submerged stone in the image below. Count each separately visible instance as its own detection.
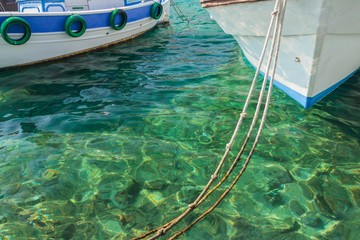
[315,163,335,176]
[61,223,76,240]
[3,183,21,196]
[264,189,284,206]
[302,215,324,229]
[323,181,353,218]
[24,194,45,206]
[349,187,360,207]
[140,189,166,206]
[314,194,336,218]
[144,179,167,190]
[264,164,294,185]
[307,175,324,193]
[289,199,306,217]
[298,181,315,200]
[42,169,60,186]
[0,215,7,224]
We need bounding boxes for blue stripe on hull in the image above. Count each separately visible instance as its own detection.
[0,5,152,33]
[271,69,359,108]
[241,54,359,108]
[301,68,359,108]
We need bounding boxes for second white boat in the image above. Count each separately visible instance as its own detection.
[201,0,360,108]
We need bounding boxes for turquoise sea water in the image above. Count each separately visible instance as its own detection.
[0,1,359,239]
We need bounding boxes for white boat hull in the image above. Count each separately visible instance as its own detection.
[0,0,170,69]
[202,0,360,108]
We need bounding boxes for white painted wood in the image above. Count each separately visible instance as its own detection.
[205,0,360,106]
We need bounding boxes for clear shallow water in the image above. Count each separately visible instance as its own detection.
[0,1,359,239]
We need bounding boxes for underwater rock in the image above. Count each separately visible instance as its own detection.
[97,176,141,208]
[289,199,306,217]
[104,219,122,233]
[264,189,284,206]
[322,181,353,218]
[280,220,301,234]
[72,189,96,203]
[323,210,360,239]
[42,169,60,186]
[3,183,21,196]
[262,165,294,192]
[0,161,10,168]
[63,201,76,216]
[28,212,56,234]
[349,187,360,207]
[140,189,166,206]
[24,194,45,206]
[302,215,324,229]
[61,223,76,240]
[144,179,167,190]
[262,217,299,234]
[177,185,203,204]
[314,194,337,218]
[315,163,335,176]
[0,214,7,224]
[41,179,76,201]
[298,181,315,200]
[231,218,263,238]
[307,175,324,193]
[13,184,35,205]
[289,166,313,181]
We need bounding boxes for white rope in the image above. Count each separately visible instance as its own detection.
[146,2,281,232]
[132,0,288,239]
[167,1,288,238]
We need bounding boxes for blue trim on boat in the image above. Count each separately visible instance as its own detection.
[0,5,152,33]
[303,68,359,108]
[271,80,307,107]
[125,0,143,6]
[240,53,359,108]
[44,4,66,12]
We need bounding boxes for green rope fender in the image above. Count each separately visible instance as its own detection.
[0,17,31,45]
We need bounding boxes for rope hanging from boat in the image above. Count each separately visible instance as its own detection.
[129,0,288,239]
[170,0,190,24]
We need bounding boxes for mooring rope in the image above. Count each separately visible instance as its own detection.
[169,1,287,238]
[129,0,288,239]
[171,0,191,24]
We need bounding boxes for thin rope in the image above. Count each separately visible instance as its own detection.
[170,1,287,238]
[131,0,278,235]
[171,0,191,24]
[131,0,287,239]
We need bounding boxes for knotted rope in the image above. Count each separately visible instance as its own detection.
[128,0,288,239]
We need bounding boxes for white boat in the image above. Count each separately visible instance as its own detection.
[201,0,360,108]
[0,0,170,69]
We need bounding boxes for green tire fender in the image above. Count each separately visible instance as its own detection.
[110,9,127,31]
[150,2,163,20]
[0,17,31,45]
[65,14,86,38]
